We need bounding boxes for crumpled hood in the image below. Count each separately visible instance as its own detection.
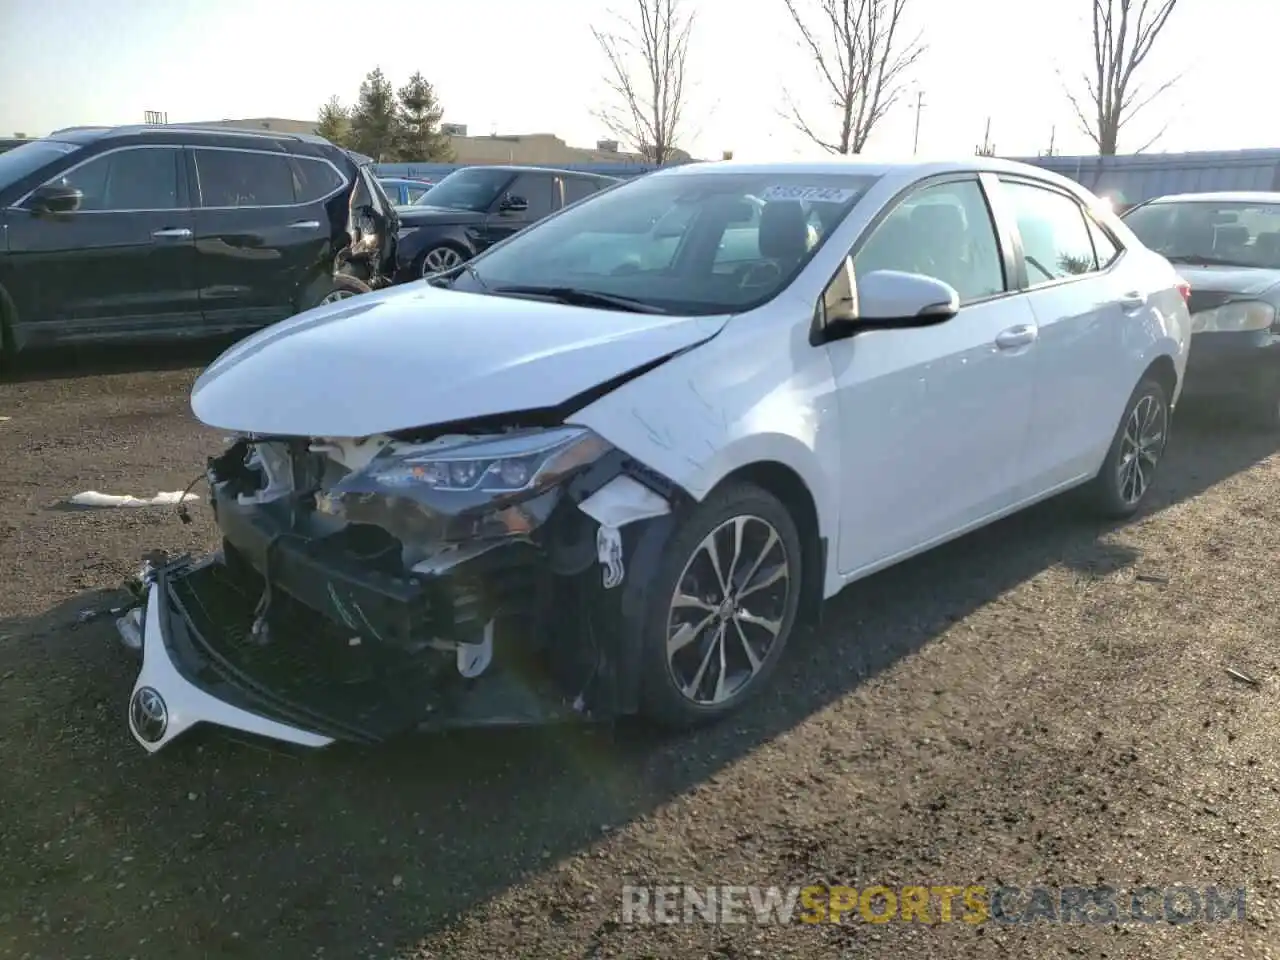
[395,205,484,227]
[1177,265,1280,299]
[191,283,729,437]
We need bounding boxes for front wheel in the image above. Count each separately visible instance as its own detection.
[419,244,465,278]
[1084,376,1170,518]
[637,482,804,728]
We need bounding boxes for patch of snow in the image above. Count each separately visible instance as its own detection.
[68,490,200,508]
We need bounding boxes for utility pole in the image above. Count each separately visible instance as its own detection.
[975,117,995,156]
[910,90,926,154]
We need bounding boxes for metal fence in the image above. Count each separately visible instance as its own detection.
[374,149,1280,203]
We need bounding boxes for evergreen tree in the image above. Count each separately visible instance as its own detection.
[315,95,351,147]
[396,72,454,162]
[348,68,399,161]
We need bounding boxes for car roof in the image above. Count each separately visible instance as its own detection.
[651,156,1089,191]
[40,124,353,160]
[1142,191,1280,205]
[456,164,620,182]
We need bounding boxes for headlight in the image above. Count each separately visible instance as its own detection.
[359,426,612,495]
[1191,300,1275,333]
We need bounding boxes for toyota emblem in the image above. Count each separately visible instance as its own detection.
[129,686,168,743]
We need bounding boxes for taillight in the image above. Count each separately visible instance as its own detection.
[1175,277,1191,304]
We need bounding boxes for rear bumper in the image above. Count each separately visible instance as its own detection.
[1181,330,1280,400]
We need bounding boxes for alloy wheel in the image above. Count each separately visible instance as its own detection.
[423,246,463,276]
[666,515,792,706]
[1117,392,1166,505]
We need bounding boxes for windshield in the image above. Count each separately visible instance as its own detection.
[457,171,880,316]
[414,167,512,211]
[1124,200,1280,269]
[0,139,78,191]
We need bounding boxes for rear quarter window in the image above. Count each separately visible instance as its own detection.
[292,157,345,203]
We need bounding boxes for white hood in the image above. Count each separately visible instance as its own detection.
[191,283,729,437]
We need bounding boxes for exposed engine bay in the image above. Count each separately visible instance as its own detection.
[123,423,689,752]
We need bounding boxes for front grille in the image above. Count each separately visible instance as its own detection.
[167,562,442,740]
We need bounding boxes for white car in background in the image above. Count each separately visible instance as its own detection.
[120,157,1191,754]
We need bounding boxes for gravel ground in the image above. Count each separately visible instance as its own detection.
[2,349,1280,960]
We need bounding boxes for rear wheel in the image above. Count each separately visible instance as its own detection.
[1084,376,1170,518]
[637,482,804,728]
[315,274,373,308]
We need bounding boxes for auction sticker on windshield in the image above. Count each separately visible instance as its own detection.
[759,185,858,203]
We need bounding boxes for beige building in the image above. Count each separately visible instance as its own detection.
[182,118,695,165]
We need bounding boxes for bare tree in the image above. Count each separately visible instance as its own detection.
[592,0,695,165]
[780,0,924,155]
[1064,0,1182,155]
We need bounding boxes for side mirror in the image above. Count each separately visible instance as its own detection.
[500,194,529,213]
[30,183,83,215]
[819,262,959,339]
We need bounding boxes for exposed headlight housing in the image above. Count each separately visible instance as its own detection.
[359,426,612,495]
[1191,300,1276,333]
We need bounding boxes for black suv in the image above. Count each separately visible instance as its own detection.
[0,124,397,363]
[393,164,619,279]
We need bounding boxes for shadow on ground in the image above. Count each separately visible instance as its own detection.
[0,405,1273,957]
[0,338,239,384]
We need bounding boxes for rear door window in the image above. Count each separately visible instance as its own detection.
[998,179,1099,284]
[291,157,345,203]
[564,176,603,205]
[194,148,296,208]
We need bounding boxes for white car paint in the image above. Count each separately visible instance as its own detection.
[190,280,729,437]
[565,159,1190,598]
[189,156,1190,625]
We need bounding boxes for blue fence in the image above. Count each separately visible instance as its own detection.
[374,161,659,180]
[376,149,1280,204]
[1012,149,1280,205]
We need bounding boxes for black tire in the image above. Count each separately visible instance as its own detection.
[637,481,805,728]
[1084,376,1171,519]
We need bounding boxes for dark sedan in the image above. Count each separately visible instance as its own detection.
[1123,191,1280,427]
[393,165,619,279]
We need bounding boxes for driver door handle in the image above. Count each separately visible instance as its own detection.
[289,220,321,229]
[151,227,191,239]
[995,324,1038,350]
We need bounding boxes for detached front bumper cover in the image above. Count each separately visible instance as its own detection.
[127,558,334,754]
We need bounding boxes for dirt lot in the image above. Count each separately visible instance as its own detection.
[2,349,1280,960]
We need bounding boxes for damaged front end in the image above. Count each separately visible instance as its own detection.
[122,422,687,753]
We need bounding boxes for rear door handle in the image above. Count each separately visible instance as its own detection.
[1120,291,1146,310]
[995,324,1038,350]
[289,220,321,230]
[151,228,192,239]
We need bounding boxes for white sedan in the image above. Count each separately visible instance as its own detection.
[120,157,1192,752]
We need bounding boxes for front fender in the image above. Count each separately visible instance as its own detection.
[569,307,841,555]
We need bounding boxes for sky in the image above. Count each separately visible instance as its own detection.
[1,0,1276,161]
